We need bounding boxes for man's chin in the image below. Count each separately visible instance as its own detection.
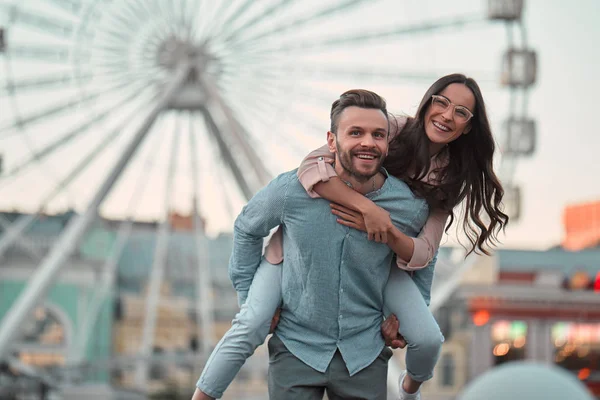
[352,170,379,182]
[353,165,380,179]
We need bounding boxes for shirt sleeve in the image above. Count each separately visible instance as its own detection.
[229,173,289,306]
[297,144,336,198]
[396,209,449,271]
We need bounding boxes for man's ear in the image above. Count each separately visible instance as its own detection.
[327,131,337,153]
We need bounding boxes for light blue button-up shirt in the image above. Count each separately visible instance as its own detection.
[229,169,429,375]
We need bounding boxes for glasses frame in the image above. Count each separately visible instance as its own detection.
[430,95,474,123]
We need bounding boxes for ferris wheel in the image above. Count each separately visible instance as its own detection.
[0,0,536,392]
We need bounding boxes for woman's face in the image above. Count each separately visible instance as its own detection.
[424,83,476,153]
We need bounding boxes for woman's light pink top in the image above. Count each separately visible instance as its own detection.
[264,115,449,271]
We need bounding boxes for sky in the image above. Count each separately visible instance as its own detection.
[498,0,600,248]
[0,0,599,252]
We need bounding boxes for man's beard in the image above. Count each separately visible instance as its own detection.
[336,143,384,183]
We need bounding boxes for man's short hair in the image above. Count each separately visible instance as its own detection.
[330,89,388,134]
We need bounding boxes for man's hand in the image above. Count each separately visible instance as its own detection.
[381,314,407,349]
[269,308,281,333]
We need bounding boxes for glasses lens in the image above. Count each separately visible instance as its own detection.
[454,106,471,122]
[432,96,449,109]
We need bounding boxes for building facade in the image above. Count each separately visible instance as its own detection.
[417,246,600,399]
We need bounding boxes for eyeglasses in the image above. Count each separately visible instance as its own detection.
[431,95,474,123]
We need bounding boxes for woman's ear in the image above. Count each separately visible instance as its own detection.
[463,123,472,134]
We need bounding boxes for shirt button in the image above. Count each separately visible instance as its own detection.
[340,288,344,293]
[339,315,343,320]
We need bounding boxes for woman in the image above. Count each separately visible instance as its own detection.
[193,74,508,400]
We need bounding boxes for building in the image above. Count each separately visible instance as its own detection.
[0,210,268,398]
[415,246,600,400]
[0,211,113,397]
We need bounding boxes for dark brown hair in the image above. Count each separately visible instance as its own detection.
[385,74,509,255]
[330,89,388,134]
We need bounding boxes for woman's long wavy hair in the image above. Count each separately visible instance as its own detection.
[384,73,509,255]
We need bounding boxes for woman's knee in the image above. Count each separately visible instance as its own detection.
[412,327,444,357]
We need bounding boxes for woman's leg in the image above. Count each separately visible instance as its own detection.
[383,268,444,393]
[195,258,282,399]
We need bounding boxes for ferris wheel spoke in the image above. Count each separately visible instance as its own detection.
[39,96,158,206]
[0,94,156,261]
[110,5,148,35]
[237,14,486,56]
[0,79,141,136]
[145,0,179,38]
[6,45,73,64]
[220,0,294,44]
[0,85,152,179]
[0,72,93,96]
[93,43,136,64]
[135,115,183,388]
[199,74,271,189]
[231,98,310,161]
[182,0,203,39]
[188,112,215,355]
[176,0,195,37]
[95,64,162,88]
[196,1,231,40]
[0,61,191,360]
[304,67,459,83]
[0,214,43,262]
[199,108,254,200]
[70,124,166,365]
[0,4,75,40]
[211,0,257,41]
[164,0,191,38]
[44,0,83,15]
[96,21,148,49]
[227,0,375,51]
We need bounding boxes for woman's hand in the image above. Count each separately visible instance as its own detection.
[330,202,393,243]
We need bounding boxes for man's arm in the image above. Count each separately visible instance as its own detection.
[229,173,290,306]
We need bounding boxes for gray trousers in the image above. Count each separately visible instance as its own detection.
[267,334,392,400]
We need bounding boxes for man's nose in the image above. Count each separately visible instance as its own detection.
[361,135,376,147]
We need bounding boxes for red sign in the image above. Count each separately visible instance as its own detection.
[563,201,600,251]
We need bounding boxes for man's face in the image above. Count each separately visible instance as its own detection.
[327,106,389,183]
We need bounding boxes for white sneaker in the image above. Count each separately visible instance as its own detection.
[397,370,421,400]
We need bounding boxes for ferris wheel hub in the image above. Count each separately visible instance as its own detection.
[156,36,216,73]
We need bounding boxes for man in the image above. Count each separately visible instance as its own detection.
[229,89,429,399]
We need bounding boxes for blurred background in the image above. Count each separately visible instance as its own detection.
[0,0,598,398]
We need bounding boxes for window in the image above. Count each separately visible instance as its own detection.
[440,353,455,387]
[491,320,527,365]
[20,306,66,345]
[16,306,69,369]
[553,322,600,382]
